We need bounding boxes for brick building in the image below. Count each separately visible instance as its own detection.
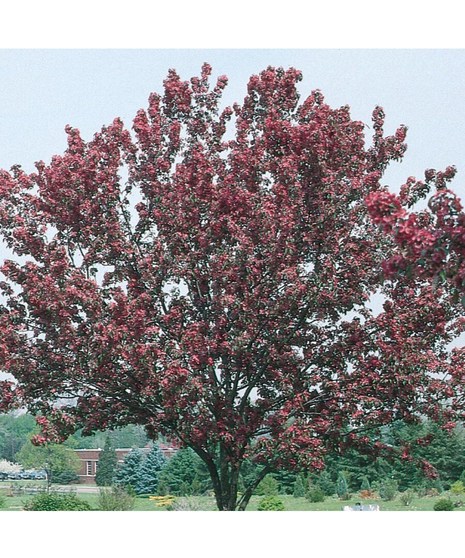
[74,442,178,484]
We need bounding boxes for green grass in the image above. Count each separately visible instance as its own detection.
[1,487,464,511]
[250,494,465,511]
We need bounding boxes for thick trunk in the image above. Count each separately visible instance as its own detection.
[215,446,240,510]
[193,443,271,510]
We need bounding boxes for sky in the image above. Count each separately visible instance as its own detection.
[1,48,465,205]
[1,3,465,555]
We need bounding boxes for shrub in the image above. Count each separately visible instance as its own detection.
[51,470,80,484]
[399,489,415,506]
[431,479,444,494]
[433,498,454,511]
[24,492,92,511]
[98,486,135,511]
[171,497,203,511]
[149,495,176,508]
[450,480,465,495]
[257,495,285,511]
[359,489,376,499]
[377,479,398,501]
[306,486,326,503]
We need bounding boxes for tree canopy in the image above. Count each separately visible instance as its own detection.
[0,64,464,509]
[16,440,80,486]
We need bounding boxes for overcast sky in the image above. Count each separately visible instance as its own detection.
[1,48,465,203]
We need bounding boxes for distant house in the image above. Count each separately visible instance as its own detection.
[74,442,178,484]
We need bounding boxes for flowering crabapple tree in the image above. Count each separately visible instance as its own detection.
[0,64,464,510]
[366,166,465,298]
[366,169,465,419]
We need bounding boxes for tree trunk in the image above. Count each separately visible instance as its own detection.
[237,465,271,510]
[213,446,240,510]
[193,443,272,510]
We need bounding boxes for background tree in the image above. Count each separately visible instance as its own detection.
[360,475,371,491]
[95,435,118,486]
[336,472,349,500]
[383,420,465,490]
[271,469,298,495]
[113,448,145,492]
[319,420,465,492]
[0,413,36,461]
[158,446,208,495]
[292,474,305,498]
[0,64,463,510]
[16,440,80,489]
[312,470,336,497]
[71,424,149,450]
[324,445,387,492]
[255,474,279,497]
[135,444,166,495]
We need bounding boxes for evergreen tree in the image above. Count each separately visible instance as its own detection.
[336,472,349,499]
[324,447,381,491]
[360,475,371,491]
[113,448,145,492]
[382,420,465,490]
[272,469,297,495]
[135,444,166,495]
[256,474,279,496]
[158,447,207,496]
[293,474,305,498]
[459,469,465,485]
[314,471,336,496]
[95,436,118,487]
[238,459,261,494]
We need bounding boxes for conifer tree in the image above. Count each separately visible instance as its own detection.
[158,447,206,495]
[135,444,166,495]
[293,474,305,498]
[360,475,371,491]
[336,472,349,500]
[272,469,297,495]
[95,436,118,486]
[113,448,145,492]
[314,471,336,496]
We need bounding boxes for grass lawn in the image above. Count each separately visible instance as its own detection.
[1,487,465,511]
[251,494,462,511]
